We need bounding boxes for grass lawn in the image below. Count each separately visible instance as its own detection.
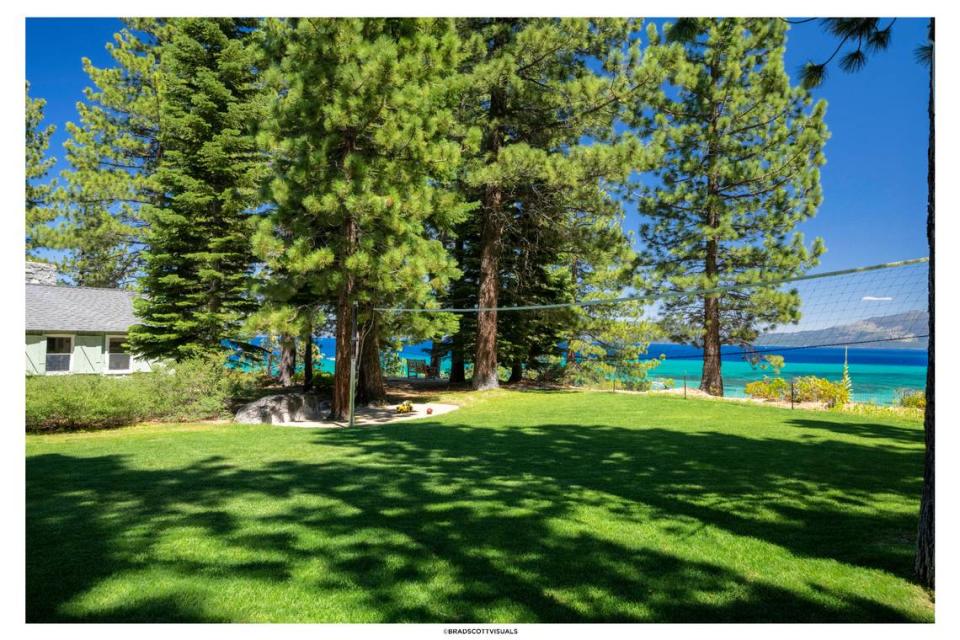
[26,391,933,622]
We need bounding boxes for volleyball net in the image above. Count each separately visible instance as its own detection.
[373,257,929,404]
[378,257,928,351]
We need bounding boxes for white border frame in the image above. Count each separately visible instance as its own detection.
[7,6,957,639]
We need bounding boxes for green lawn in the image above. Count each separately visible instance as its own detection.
[26,391,933,622]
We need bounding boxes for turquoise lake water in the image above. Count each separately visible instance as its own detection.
[237,339,927,406]
[639,343,927,404]
[646,354,927,404]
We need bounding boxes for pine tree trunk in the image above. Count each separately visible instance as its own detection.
[331,134,358,421]
[566,258,579,371]
[279,333,296,387]
[331,216,358,420]
[302,325,313,393]
[508,360,523,384]
[450,329,466,383]
[700,240,724,396]
[357,314,386,406]
[449,237,467,384]
[915,16,935,590]
[430,342,442,379]
[474,201,501,390]
[699,60,724,398]
[473,87,506,391]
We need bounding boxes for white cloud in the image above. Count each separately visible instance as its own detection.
[862,296,893,301]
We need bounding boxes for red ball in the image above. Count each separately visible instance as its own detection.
[426,407,433,415]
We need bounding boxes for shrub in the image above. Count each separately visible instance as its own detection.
[819,378,851,408]
[840,401,923,422]
[744,375,851,407]
[149,357,253,421]
[533,356,566,384]
[793,376,850,408]
[745,377,788,401]
[380,351,406,378]
[549,355,657,391]
[617,372,653,391]
[898,389,927,409]
[616,360,656,391]
[26,375,153,431]
[26,355,261,432]
[560,361,607,388]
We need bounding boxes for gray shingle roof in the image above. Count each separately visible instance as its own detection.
[25,284,140,333]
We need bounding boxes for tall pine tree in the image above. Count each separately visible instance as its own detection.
[45,23,164,287]
[561,203,661,386]
[453,18,664,389]
[25,81,56,254]
[255,18,469,419]
[129,18,267,360]
[633,18,829,396]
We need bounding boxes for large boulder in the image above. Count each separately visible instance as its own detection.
[234,393,330,424]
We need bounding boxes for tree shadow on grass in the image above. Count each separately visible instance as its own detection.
[27,417,927,622]
[786,418,923,446]
[311,420,923,579]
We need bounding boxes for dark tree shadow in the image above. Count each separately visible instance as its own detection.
[786,418,924,446]
[27,415,928,622]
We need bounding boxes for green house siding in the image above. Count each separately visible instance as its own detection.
[25,332,152,375]
[73,334,105,374]
[25,334,45,375]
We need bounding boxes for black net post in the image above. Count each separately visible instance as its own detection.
[348,302,358,428]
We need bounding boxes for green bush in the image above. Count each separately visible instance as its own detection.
[745,377,788,401]
[26,356,261,432]
[26,375,151,431]
[793,376,851,408]
[549,356,655,391]
[898,389,927,409]
[558,361,606,388]
[532,357,566,384]
[379,351,406,377]
[840,401,923,422]
[744,375,851,407]
[617,371,653,391]
[149,358,249,421]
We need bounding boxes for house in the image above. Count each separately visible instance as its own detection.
[25,262,152,375]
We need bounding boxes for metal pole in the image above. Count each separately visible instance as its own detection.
[683,373,687,399]
[790,379,795,410]
[348,302,358,428]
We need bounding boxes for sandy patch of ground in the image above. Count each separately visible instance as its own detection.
[275,402,459,429]
[615,386,830,410]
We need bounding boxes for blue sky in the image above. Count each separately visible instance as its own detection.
[26,17,931,274]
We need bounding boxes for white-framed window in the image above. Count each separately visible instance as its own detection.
[106,335,132,372]
[45,335,73,373]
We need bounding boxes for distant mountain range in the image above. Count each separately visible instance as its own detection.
[755,311,929,350]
